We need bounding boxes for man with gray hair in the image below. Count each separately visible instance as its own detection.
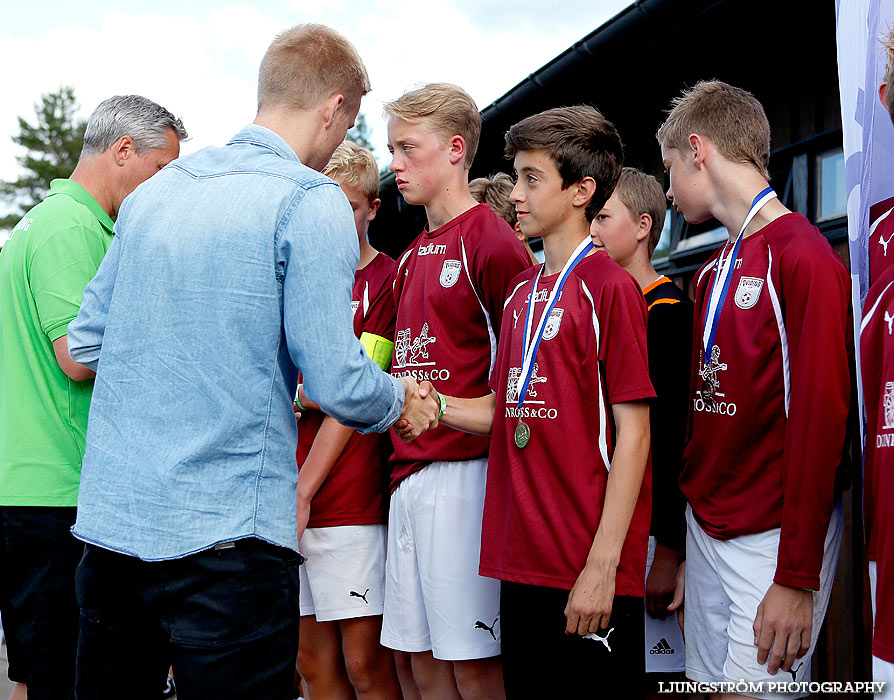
[0,94,184,700]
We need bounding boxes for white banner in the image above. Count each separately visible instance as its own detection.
[837,0,894,299]
[837,0,894,438]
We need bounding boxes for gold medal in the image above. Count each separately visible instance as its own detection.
[514,419,530,449]
[700,377,715,407]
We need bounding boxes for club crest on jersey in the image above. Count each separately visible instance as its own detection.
[542,308,564,340]
[734,276,764,309]
[351,300,360,315]
[439,260,462,288]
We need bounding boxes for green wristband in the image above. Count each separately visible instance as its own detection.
[436,390,446,419]
[295,385,305,412]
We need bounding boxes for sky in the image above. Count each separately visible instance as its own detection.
[0,0,633,229]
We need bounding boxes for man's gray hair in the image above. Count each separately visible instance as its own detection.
[81,95,187,156]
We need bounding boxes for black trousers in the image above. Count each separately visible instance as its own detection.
[500,580,645,699]
[0,506,82,700]
[75,538,302,700]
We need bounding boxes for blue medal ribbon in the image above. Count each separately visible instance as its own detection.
[701,186,777,362]
[516,237,594,408]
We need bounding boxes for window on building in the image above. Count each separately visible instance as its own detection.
[817,148,846,221]
[651,209,673,262]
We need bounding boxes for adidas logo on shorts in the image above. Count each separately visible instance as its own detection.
[649,638,675,655]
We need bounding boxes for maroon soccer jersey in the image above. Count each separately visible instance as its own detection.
[870,196,894,287]
[480,250,655,594]
[389,204,531,490]
[862,264,894,662]
[681,213,851,591]
[297,252,396,527]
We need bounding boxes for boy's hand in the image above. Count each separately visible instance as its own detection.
[668,560,685,637]
[293,402,302,422]
[753,583,813,674]
[564,557,616,635]
[395,378,439,441]
[646,543,679,619]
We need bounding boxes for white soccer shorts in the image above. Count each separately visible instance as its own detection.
[644,535,686,673]
[873,654,894,697]
[298,524,386,621]
[380,458,501,661]
[684,503,843,700]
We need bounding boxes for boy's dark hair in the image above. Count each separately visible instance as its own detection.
[504,105,623,221]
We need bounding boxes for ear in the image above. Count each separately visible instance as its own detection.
[447,135,467,166]
[112,135,136,166]
[323,93,346,128]
[572,176,597,210]
[636,213,652,243]
[881,83,891,114]
[367,198,381,222]
[688,133,706,168]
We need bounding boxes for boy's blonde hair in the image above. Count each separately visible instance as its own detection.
[323,140,380,202]
[657,80,770,179]
[384,83,481,168]
[258,24,371,111]
[469,173,516,227]
[614,168,667,256]
[883,26,894,117]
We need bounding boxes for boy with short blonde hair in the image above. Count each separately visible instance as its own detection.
[383,82,530,699]
[384,82,481,167]
[659,81,849,698]
[294,140,401,700]
[590,167,691,680]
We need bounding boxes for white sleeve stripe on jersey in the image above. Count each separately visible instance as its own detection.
[766,245,791,418]
[504,279,529,310]
[362,281,370,318]
[696,259,718,287]
[870,206,894,236]
[459,235,497,377]
[861,279,894,334]
[580,280,610,471]
[393,248,414,291]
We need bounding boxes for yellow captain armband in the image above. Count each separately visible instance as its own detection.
[359,332,395,371]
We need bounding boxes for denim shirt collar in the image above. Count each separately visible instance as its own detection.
[227,124,301,163]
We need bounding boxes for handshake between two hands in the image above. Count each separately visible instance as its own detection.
[394,376,440,442]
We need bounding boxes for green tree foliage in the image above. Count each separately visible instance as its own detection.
[1,87,86,229]
[347,111,375,152]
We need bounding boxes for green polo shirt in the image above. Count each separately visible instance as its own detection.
[0,179,114,506]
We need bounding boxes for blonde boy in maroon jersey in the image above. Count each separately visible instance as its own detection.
[408,105,655,698]
[659,81,850,698]
[293,141,402,700]
[382,83,530,699]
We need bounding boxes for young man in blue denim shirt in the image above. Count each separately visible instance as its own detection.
[67,24,439,700]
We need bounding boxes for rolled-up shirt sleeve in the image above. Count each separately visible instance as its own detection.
[279,182,404,433]
[67,223,126,370]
